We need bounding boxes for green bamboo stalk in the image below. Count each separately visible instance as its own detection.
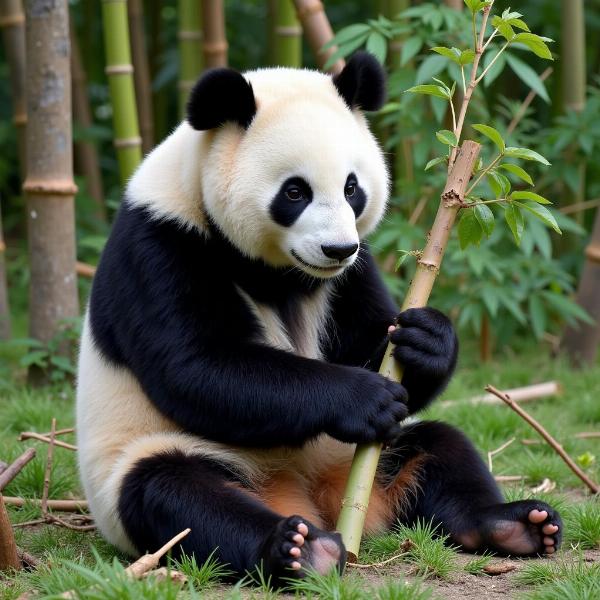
[561,0,585,113]
[273,0,302,67]
[101,0,142,185]
[178,0,203,118]
[336,141,480,560]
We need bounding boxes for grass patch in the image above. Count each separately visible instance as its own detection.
[172,550,233,590]
[516,557,600,599]
[394,520,458,580]
[563,499,600,550]
[463,553,493,575]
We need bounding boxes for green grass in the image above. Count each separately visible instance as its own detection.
[516,557,600,599]
[1,345,599,598]
[463,553,493,575]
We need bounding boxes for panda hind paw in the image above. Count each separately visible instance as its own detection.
[260,515,346,584]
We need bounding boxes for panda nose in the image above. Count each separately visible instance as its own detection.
[321,243,359,261]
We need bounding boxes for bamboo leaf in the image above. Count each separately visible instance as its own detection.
[424,156,447,171]
[464,0,492,14]
[366,32,388,64]
[499,164,533,185]
[540,291,595,324]
[406,85,450,99]
[492,17,515,41]
[323,36,368,70]
[459,49,475,66]
[511,191,551,204]
[472,124,505,153]
[504,147,551,165]
[505,54,550,103]
[436,129,458,147]
[513,33,554,60]
[514,201,561,234]
[401,36,423,66]
[504,204,525,245]
[473,204,495,236]
[458,210,483,249]
[324,24,371,49]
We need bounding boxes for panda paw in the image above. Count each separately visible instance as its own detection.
[260,515,346,585]
[473,500,562,556]
[389,307,458,409]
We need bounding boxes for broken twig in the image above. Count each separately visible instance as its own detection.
[487,437,515,472]
[0,494,20,571]
[486,385,600,494]
[18,432,77,451]
[2,497,88,512]
[0,448,36,491]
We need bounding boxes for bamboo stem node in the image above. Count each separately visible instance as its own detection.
[114,137,142,149]
[203,41,228,54]
[0,13,24,27]
[275,26,302,36]
[105,64,134,75]
[22,180,79,196]
[178,31,203,41]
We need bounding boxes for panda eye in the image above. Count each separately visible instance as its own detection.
[345,183,356,198]
[286,186,303,201]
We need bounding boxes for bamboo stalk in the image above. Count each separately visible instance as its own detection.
[485,385,600,494]
[0,0,27,176]
[2,497,88,512]
[273,0,302,67]
[336,141,481,559]
[202,0,228,68]
[101,0,142,185]
[128,0,154,153]
[0,495,20,571]
[178,0,203,118]
[23,0,79,381]
[70,21,106,221]
[292,0,344,74]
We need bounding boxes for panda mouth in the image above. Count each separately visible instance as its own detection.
[290,249,343,273]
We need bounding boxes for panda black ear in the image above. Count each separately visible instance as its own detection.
[332,51,387,112]
[186,68,257,130]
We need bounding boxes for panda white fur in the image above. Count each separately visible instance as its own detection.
[77,53,562,582]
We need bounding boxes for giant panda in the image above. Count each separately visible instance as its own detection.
[77,53,562,583]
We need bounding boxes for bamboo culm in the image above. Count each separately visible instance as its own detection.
[101,0,142,185]
[178,0,204,118]
[23,0,79,382]
[273,0,302,67]
[336,141,481,560]
[202,0,228,69]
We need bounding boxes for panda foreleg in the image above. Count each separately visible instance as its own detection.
[379,421,562,557]
[118,451,346,584]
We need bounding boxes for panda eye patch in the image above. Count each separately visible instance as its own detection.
[344,183,356,197]
[270,176,313,227]
[344,173,366,219]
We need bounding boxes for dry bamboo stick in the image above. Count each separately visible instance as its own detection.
[441,381,561,407]
[487,437,515,472]
[494,475,526,483]
[292,0,344,74]
[575,432,600,439]
[486,385,600,494]
[39,427,74,438]
[0,448,36,491]
[2,497,88,512]
[18,432,77,451]
[76,261,96,279]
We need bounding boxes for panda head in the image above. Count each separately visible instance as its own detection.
[187,52,389,279]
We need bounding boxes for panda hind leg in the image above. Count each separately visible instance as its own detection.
[380,420,562,556]
[117,450,345,585]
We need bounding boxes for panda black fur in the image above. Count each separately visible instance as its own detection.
[77,53,562,582]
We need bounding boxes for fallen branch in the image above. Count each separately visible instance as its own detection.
[575,432,600,440]
[3,497,88,512]
[142,567,187,583]
[487,437,515,472]
[483,562,517,575]
[16,547,40,569]
[0,448,36,491]
[441,381,561,407]
[0,461,7,475]
[531,478,556,494]
[485,385,600,494]
[494,475,526,483]
[18,432,77,451]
